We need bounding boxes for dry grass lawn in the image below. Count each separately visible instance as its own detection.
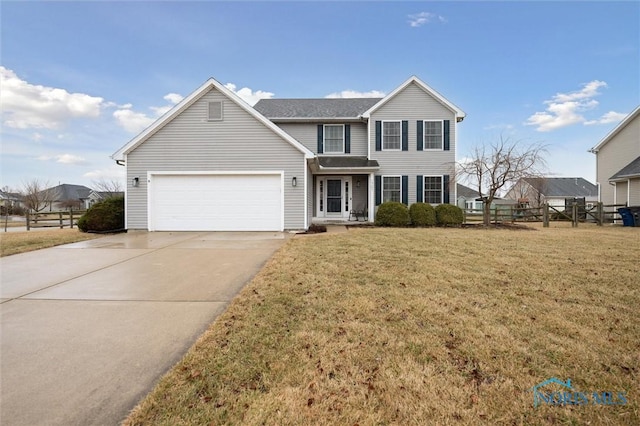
[124,225,639,425]
[0,228,100,257]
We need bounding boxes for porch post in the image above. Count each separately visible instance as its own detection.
[368,172,375,222]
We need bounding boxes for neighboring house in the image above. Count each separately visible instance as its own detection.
[505,177,598,210]
[85,190,125,209]
[456,183,517,212]
[40,184,92,211]
[457,184,483,211]
[0,190,24,213]
[589,106,640,207]
[111,76,465,231]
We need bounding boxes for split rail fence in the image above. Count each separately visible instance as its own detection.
[463,203,626,227]
[26,209,86,230]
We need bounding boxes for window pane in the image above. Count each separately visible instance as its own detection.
[383,176,401,203]
[424,121,442,150]
[424,176,442,204]
[324,125,344,153]
[383,122,401,150]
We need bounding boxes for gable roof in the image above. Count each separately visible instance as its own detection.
[45,184,92,201]
[523,177,597,197]
[609,155,640,181]
[112,78,314,161]
[589,105,640,153]
[254,98,381,120]
[362,76,466,121]
[457,183,481,198]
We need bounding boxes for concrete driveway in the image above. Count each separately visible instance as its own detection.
[0,231,287,426]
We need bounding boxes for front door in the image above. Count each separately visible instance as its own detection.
[326,179,342,214]
[316,177,352,219]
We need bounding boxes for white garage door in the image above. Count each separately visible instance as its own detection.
[149,173,283,231]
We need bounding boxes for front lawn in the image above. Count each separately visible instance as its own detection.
[124,225,639,425]
[0,228,100,257]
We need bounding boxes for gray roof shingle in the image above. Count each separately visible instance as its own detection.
[316,156,379,169]
[610,156,640,180]
[524,177,597,197]
[254,98,382,119]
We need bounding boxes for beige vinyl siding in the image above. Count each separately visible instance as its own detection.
[126,88,306,230]
[370,82,457,205]
[630,179,640,205]
[276,122,368,156]
[596,114,640,205]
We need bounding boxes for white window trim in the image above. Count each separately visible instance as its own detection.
[382,120,402,151]
[423,175,444,204]
[323,124,345,154]
[382,175,402,203]
[422,120,444,151]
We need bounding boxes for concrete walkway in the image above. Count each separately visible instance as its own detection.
[0,231,287,426]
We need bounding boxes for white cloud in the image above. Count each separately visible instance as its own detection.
[113,107,156,134]
[524,80,610,132]
[325,90,386,98]
[408,12,447,27]
[37,153,88,165]
[163,93,184,104]
[584,111,628,125]
[0,66,104,130]
[113,92,183,134]
[224,83,274,106]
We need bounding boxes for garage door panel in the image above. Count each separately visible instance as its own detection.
[150,174,282,231]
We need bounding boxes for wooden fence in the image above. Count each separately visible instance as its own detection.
[26,210,86,230]
[463,203,627,227]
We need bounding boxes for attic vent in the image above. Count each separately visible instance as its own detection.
[208,101,223,121]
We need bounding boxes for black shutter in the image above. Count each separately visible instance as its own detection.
[345,124,351,154]
[443,175,450,204]
[317,125,324,154]
[443,120,450,151]
[416,175,423,203]
[417,121,423,151]
[375,175,382,205]
[375,121,382,151]
[402,120,408,151]
[402,175,408,205]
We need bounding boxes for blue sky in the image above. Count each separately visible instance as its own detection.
[1,1,638,192]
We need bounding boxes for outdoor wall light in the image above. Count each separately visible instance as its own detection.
[132,176,139,187]
[292,177,297,187]
[356,179,361,188]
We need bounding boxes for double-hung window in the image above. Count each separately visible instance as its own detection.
[424,176,443,204]
[382,121,401,150]
[423,120,443,150]
[324,125,344,153]
[383,176,401,203]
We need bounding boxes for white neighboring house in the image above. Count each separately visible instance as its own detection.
[85,191,125,209]
[505,177,598,210]
[589,106,640,207]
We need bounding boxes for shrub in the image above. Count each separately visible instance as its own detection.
[375,202,410,227]
[409,202,436,227]
[435,204,463,227]
[77,196,125,232]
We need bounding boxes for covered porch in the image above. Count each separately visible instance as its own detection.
[308,156,379,224]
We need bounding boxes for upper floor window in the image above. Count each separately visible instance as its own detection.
[424,176,443,204]
[324,125,344,153]
[382,121,401,150]
[424,120,443,150]
[383,176,401,203]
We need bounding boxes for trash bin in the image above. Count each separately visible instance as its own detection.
[617,207,635,226]
[628,206,640,227]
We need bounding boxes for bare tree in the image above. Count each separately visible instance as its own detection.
[91,178,123,197]
[21,179,53,213]
[457,136,547,226]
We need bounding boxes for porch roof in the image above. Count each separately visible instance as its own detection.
[309,156,380,173]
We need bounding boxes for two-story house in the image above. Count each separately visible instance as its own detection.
[589,106,640,207]
[111,76,465,231]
